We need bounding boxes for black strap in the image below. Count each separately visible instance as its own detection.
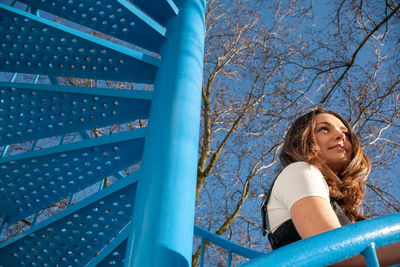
[265,198,352,250]
[261,177,352,239]
[268,219,301,249]
[261,177,278,236]
[331,199,352,226]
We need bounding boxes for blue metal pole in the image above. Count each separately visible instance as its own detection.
[362,243,379,267]
[227,250,232,267]
[124,0,205,266]
[200,238,205,267]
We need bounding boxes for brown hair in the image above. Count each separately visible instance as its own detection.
[280,108,371,222]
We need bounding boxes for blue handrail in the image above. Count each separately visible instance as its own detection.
[194,225,264,266]
[193,214,400,267]
[240,213,400,267]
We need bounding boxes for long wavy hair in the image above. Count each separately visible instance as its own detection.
[280,108,371,222]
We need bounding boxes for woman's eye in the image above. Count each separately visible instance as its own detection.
[318,127,328,132]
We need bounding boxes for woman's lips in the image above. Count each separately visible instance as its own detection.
[330,144,346,151]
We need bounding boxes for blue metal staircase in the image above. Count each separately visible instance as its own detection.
[0,0,205,266]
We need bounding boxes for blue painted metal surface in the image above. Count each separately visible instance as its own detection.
[240,214,400,267]
[16,0,166,52]
[129,0,179,25]
[194,225,264,267]
[192,215,400,267]
[90,226,130,266]
[124,0,206,266]
[194,225,264,260]
[0,0,206,266]
[0,129,145,226]
[0,3,160,83]
[0,173,139,266]
[0,82,151,146]
[363,243,380,267]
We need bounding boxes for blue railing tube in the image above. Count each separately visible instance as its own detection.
[193,225,264,260]
[124,0,206,266]
[239,214,400,267]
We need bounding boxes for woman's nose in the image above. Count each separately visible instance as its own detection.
[335,130,345,141]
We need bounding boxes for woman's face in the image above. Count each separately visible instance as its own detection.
[314,113,353,173]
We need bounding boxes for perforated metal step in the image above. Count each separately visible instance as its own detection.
[0,174,138,267]
[0,4,160,83]
[0,129,145,225]
[17,0,166,53]
[85,225,129,266]
[130,0,179,25]
[96,237,127,266]
[0,82,152,146]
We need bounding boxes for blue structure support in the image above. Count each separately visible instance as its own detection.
[124,0,206,266]
[239,214,400,267]
[362,243,379,267]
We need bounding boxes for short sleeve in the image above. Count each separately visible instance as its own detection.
[273,162,330,211]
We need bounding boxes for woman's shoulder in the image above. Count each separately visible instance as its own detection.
[280,161,322,177]
[273,161,329,205]
[275,161,326,189]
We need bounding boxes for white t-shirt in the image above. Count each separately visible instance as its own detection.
[267,162,330,233]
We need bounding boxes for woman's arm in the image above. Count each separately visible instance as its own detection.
[291,196,341,238]
[291,196,400,266]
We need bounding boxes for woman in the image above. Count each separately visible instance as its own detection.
[261,108,400,266]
